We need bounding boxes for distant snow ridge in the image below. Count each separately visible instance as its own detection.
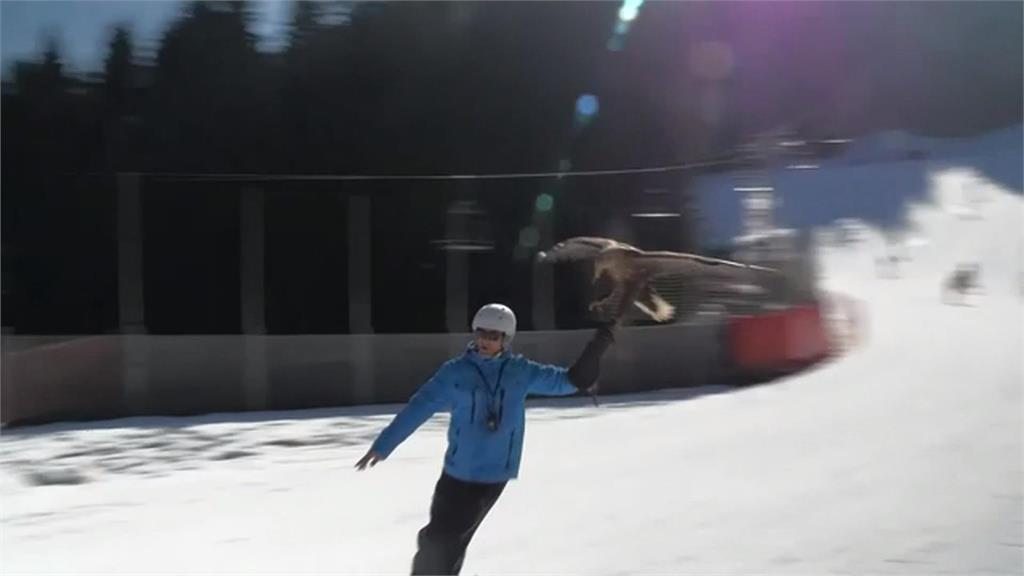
[814,167,1024,301]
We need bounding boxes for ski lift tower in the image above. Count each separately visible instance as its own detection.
[733,129,784,265]
[731,128,814,304]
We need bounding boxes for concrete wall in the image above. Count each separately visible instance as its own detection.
[0,320,724,426]
[1,336,125,424]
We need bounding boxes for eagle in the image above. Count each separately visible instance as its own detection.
[536,236,778,323]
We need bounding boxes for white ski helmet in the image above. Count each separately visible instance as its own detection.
[471,303,517,347]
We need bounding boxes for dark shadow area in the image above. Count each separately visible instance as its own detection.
[2,382,743,437]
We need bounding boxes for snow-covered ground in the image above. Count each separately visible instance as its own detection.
[1,167,1022,575]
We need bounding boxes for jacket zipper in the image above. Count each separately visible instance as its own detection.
[449,427,461,461]
[505,428,517,470]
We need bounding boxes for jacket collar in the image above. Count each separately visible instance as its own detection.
[465,342,506,365]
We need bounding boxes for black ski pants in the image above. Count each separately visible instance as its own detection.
[411,472,507,575]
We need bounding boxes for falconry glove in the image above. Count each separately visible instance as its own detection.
[568,324,616,403]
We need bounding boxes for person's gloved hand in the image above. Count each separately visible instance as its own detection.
[569,323,617,399]
[593,323,616,348]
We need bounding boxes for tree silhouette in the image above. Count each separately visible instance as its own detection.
[1,0,1020,334]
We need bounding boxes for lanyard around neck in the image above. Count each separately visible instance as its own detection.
[469,357,507,398]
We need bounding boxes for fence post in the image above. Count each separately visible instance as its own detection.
[348,193,375,403]
[117,172,148,414]
[241,187,268,410]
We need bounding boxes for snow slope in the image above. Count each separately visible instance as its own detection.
[1,168,1021,575]
[694,124,1023,246]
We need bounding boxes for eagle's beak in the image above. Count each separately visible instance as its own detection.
[535,251,548,262]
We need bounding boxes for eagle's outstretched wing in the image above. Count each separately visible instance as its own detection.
[637,251,777,280]
[536,236,637,264]
[538,238,774,324]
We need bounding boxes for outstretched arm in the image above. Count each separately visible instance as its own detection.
[357,364,455,468]
[526,325,616,396]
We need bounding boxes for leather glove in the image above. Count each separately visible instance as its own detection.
[568,323,616,395]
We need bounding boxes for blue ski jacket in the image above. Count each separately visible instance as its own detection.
[370,345,580,483]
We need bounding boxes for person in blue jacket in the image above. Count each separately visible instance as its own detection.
[356,303,615,575]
